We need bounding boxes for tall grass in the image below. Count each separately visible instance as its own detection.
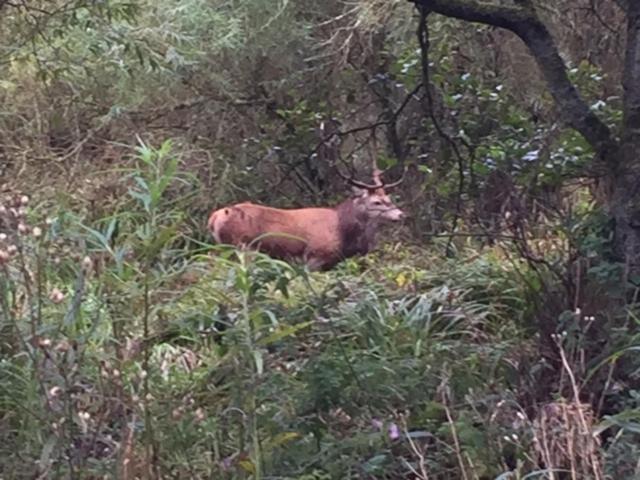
[1,140,638,479]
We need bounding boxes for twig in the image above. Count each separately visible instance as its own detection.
[275,82,422,189]
[443,395,470,480]
[416,6,466,256]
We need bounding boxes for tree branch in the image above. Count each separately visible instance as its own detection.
[410,0,617,159]
[416,6,466,255]
[623,3,640,138]
[414,0,530,29]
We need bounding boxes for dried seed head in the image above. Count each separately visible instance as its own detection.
[0,233,6,241]
[32,226,42,238]
[49,288,65,304]
[194,407,205,422]
[17,223,28,234]
[38,337,52,348]
[20,195,29,206]
[54,340,70,352]
[49,386,63,398]
[7,245,17,256]
[81,256,92,272]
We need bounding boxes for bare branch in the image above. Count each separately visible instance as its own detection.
[0,0,18,9]
[410,0,618,159]
[416,6,467,254]
[274,82,422,190]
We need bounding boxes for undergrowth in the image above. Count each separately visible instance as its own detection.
[1,141,639,480]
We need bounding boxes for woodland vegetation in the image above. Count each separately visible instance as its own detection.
[1,0,640,478]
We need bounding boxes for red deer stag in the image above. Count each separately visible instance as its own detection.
[207,168,405,270]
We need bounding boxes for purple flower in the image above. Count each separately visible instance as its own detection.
[388,423,400,440]
[220,456,234,471]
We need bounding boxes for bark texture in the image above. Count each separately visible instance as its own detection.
[612,3,640,281]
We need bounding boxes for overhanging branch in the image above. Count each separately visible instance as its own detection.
[412,0,529,29]
[409,0,618,159]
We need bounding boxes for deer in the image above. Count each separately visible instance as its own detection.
[207,167,406,271]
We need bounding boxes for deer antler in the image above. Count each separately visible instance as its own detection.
[336,164,406,190]
[336,164,383,190]
[372,168,383,187]
[380,166,407,189]
[368,133,405,189]
[368,166,407,189]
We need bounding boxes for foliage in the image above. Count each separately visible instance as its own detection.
[0,142,637,478]
[1,0,640,478]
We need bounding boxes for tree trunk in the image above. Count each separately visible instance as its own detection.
[610,141,640,283]
[612,2,640,283]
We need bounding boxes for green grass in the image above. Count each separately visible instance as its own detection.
[1,141,638,480]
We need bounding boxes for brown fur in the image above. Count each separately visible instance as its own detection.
[208,190,404,270]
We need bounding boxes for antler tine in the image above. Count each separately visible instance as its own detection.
[380,165,408,189]
[371,168,384,187]
[335,164,381,190]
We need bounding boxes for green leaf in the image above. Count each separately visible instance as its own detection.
[362,454,388,473]
[253,350,264,375]
[266,431,301,449]
[258,321,312,346]
[38,435,57,472]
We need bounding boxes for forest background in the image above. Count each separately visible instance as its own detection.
[1,0,640,478]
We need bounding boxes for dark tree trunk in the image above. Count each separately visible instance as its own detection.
[612,2,640,282]
[410,0,640,283]
[610,143,640,283]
